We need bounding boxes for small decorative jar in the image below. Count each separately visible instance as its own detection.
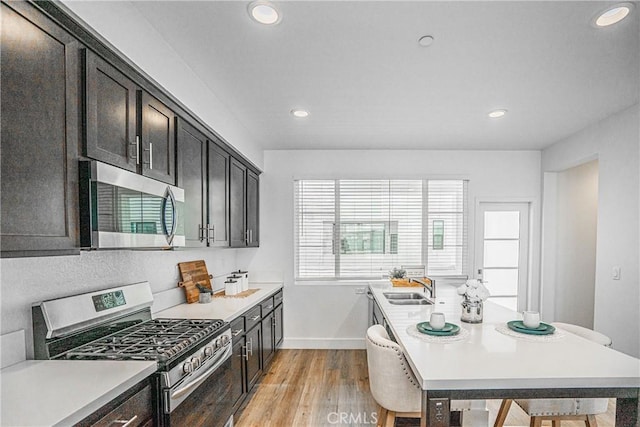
[461,299,484,323]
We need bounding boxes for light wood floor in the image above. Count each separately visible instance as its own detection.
[235,349,616,427]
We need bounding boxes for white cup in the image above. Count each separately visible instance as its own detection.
[522,311,540,329]
[430,312,446,330]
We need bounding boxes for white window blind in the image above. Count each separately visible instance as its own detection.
[294,179,468,281]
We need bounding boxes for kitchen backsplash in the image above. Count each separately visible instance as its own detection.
[0,247,254,358]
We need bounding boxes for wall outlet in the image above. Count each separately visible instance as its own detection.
[612,266,621,280]
[355,287,366,294]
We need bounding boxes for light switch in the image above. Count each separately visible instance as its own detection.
[612,266,621,280]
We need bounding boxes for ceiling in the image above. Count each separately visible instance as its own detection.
[130,1,639,151]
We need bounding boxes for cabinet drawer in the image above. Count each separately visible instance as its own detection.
[76,382,152,427]
[273,290,283,306]
[260,297,275,314]
[244,305,262,331]
[230,316,245,339]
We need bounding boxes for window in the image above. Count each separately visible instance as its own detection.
[294,179,468,281]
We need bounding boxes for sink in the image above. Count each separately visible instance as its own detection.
[383,292,432,305]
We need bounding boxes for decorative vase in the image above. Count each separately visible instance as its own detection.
[461,299,483,323]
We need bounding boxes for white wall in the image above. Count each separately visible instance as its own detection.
[249,150,542,348]
[541,104,640,357]
[60,0,263,170]
[553,160,599,328]
[0,248,248,358]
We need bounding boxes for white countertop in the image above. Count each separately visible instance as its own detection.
[0,360,157,427]
[156,283,283,321]
[369,282,640,391]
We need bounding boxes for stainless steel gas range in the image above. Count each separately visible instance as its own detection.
[32,282,234,427]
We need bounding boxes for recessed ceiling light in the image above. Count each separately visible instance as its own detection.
[291,109,309,118]
[248,1,281,25]
[418,35,434,47]
[488,109,507,118]
[594,3,633,27]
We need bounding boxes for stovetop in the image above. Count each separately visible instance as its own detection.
[61,318,226,364]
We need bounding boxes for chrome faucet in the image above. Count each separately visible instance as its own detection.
[409,277,436,299]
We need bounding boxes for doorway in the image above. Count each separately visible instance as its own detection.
[548,160,599,328]
[476,202,530,311]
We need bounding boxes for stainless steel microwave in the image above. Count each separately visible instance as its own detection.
[79,160,185,249]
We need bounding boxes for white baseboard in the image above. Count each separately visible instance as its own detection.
[282,337,365,349]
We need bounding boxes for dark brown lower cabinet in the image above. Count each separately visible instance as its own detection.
[261,311,275,369]
[245,324,262,391]
[74,379,153,427]
[274,303,284,348]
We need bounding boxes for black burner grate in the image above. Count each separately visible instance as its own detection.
[62,318,226,363]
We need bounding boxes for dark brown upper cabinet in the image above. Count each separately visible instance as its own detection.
[0,1,81,257]
[140,91,176,185]
[177,119,229,247]
[208,141,230,247]
[84,51,176,185]
[84,50,138,173]
[246,169,260,247]
[229,159,259,248]
[177,120,207,247]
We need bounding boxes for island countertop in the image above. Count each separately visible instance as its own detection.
[368,281,640,391]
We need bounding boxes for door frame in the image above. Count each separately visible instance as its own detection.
[474,200,532,312]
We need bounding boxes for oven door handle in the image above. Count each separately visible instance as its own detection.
[170,344,232,400]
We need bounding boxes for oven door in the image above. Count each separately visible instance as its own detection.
[162,345,234,427]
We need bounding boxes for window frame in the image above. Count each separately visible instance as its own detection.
[293,177,469,284]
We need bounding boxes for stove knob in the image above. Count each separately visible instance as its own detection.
[203,346,214,357]
[190,356,201,369]
[221,335,230,346]
[182,361,193,374]
[214,338,222,350]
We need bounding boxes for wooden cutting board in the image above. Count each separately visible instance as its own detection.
[178,276,199,304]
[178,260,213,303]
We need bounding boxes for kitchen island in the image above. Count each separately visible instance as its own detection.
[368,282,640,427]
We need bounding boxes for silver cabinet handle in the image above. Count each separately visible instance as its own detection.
[245,230,249,245]
[242,345,248,361]
[250,315,260,321]
[111,415,138,427]
[265,304,273,310]
[247,338,253,356]
[232,329,243,337]
[198,224,204,242]
[208,224,215,242]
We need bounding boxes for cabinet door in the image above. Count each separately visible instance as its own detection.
[229,158,247,247]
[208,142,230,247]
[85,50,138,173]
[261,312,274,369]
[274,303,284,348]
[246,169,260,247]
[245,325,262,391]
[177,120,206,247]
[0,2,80,256]
[140,91,176,185]
[231,339,246,411]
